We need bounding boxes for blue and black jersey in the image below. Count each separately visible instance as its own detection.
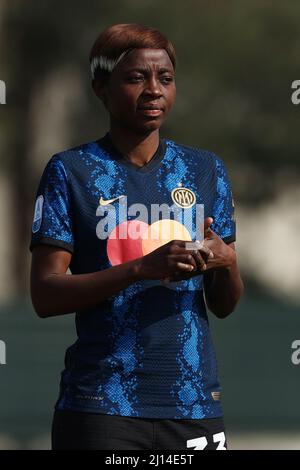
[30,133,236,419]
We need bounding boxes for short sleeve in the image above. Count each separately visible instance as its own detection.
[30,156,74,253]
[211,157,236,244]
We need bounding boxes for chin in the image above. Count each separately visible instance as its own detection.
[135,120,163,135]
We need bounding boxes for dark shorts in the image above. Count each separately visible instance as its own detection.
[52,410,227,450]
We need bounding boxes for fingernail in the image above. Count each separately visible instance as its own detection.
[209,251,214,259]
[202,264,207,270]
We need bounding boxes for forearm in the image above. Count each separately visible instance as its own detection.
[204,256,244,318]
[32,259,141,318]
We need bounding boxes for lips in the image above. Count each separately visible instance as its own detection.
[138,109,163,117]
[138,103,164,111]
[139,106,162,110]
[137,104,164,117]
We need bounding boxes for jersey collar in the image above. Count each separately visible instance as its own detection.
[98,132,167,173]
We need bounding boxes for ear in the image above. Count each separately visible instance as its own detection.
[92,79,108,108]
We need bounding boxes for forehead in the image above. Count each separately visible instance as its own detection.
[119,48,174,71]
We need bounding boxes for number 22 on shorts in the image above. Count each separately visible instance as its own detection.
[187,431,227,450]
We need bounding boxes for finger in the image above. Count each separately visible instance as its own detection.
[188,242,213,260]
[170,243,205,256]
[204,217,213,231]
[204,217,214,238]
[170,240,189,250]
[192,250,207,271]
[176,261,195,272]
[166,241,192,256]
[170,254,197,270]
[199,244,214,259]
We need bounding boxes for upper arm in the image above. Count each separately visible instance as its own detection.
[30,156,74,254]
[29,156,74,315]
[31,245,72,280]
[30,245,72,315]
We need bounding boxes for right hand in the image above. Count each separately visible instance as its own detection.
[134,239,199,281]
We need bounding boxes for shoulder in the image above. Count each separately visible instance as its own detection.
[42,138,110,179]
[50,139,103,166]
[165,138,223,169]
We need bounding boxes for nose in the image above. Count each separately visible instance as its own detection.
[143,76,163,98]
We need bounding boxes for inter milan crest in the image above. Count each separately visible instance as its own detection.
[171,185,196,209]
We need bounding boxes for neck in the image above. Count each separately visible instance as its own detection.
[108,125,160,167]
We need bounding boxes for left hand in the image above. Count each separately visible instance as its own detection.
[200,217,236,272]
[163,217,236,282]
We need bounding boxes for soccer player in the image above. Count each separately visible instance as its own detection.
[30,23,244,450]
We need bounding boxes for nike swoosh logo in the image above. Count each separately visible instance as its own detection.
[99,195,126,206]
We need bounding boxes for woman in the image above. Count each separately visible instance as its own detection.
[30,23,244,450]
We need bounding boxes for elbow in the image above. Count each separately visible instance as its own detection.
[30,272,62,318]
[31,297,51,318]
[30,283,52,318]
[205,275,245,319]
[205,297,234,319]
[212,307,235,319]
[215,294,244,320]
[205,293,236,319]
[208,291,244,319]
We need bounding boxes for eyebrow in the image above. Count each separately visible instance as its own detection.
[124,67,174,74]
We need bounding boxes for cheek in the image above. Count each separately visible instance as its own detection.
[165,87,176,110]
[109,90,139,117]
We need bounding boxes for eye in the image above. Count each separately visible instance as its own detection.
[126,75,144,83]
[160,76,174,84]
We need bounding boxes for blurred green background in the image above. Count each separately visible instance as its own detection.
[0,0,300,449]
